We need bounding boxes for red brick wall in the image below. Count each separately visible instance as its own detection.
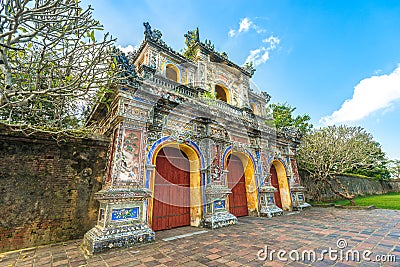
[0,130,108,252]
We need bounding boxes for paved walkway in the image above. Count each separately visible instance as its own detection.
[0,207,399,266]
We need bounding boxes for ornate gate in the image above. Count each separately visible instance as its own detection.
[152,147,190,231]
[270,165,282,209]
[227,155,248,217]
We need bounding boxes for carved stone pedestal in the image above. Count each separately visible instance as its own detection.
[82,187,154,255]
[291,185,311,211]
[202,212,237,229]
[201,184,237,229]
[259,185,284,217]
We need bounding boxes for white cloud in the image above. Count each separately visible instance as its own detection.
[255,26,267,34]
[244,35,280,66]
[245,48,270,67]
[228,17,265,37]
[320,65,400,125]
[239,17,253,33]
[116,44,137,54]
[263,35,280,49]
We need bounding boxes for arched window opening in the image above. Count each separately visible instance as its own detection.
[166,64,178,82]
[215,84,228,103]
[251,103,258,115]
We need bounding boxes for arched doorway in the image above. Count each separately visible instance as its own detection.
[150,143,202,230]
[225,151,258,216]
[270,160,292,211]
[166,64,179,82]
[270,165,282,208]
[215,84,230,103]
[227,154,248,217]
[152,146,190,230]
[250,103,258,115]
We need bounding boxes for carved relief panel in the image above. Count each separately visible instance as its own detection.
[107,123,147,188]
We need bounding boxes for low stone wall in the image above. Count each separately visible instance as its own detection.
[387,179,400,192]
[301,172,400,202]
[0,129,109,252]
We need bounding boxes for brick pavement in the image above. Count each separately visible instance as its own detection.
[0,207,399,266]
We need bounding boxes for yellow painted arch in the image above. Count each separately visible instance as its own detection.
[225,151,259,215]
[250,103,258,115]
[272,160,292,211]
[165,63,180,83]
[149,142,202,227]
[215,83,231,104]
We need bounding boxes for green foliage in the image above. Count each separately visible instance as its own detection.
[182,28,199,61]
[348,156,391,180]
[269,102,313,134]
[244,61,254,69]
[334,192,400,210]
[387,159,400,179]
[297,125,389,203]
[0,0,116,136]
[298,125,387,175]
[200,91,216,100]
[342,173,373,179]
[182,45,197,61]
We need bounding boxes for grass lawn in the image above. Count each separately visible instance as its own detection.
[334,192,400,210]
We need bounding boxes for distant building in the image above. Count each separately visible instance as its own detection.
[83,23,309,254]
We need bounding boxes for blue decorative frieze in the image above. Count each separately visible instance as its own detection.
[111,207,139,221]
[82,223,155,255]
[259,185,284,217]
[213,199,225,210]
[291,188,311,211]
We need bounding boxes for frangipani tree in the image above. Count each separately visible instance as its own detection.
[297,125,386,205]
[0,0,117,134]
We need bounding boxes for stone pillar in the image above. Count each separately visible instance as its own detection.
[288,156,311,211]
[82,91,155,254]
[200,125,237,229]
[257,152,284,217]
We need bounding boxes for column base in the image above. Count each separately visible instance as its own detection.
[292,202,311,211]
[260,205,284,218]
[201,211,238,229]
[82,223,155,255]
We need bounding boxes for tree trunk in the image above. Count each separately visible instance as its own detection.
[325,176,356,205]
[348,198,356,206]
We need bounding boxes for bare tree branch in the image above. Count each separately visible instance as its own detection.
[297,125,387,204]
[0,0,121,134]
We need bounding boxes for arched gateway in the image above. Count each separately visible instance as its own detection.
[149,143,202,230]
[270,160,292,211]
[82,22,310,254]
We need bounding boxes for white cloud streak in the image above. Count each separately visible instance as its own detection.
[228,29,236,37]
[320,65,400,125]
[263,35,280,49]
[116,44,137,54]
[244,35,280,66]
[239,17,252,33]
[245,48,269,66]
[228,17,265,37]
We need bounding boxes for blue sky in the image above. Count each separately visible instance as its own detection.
[81,0,400,159]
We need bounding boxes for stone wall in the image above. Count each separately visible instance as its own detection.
[301,172,400,202]
[0,130,109,252]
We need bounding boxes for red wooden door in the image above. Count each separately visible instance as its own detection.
[227,155,248,217]
[270,165,282,208]
[152,147,190,231]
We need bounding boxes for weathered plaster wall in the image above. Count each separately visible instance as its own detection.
[301,172,400,201]
[0,130,108,252]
